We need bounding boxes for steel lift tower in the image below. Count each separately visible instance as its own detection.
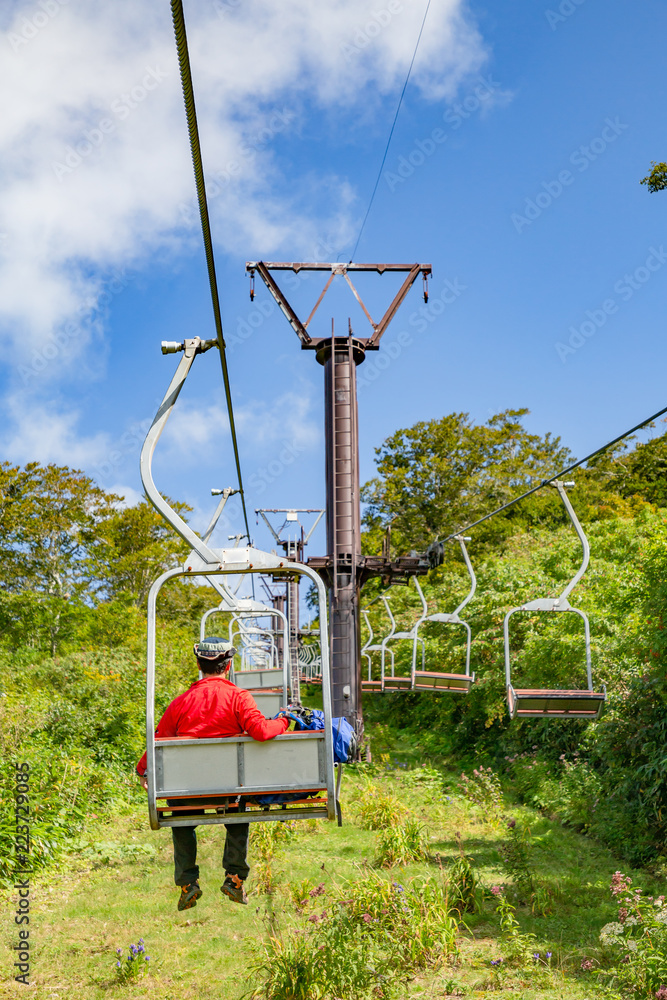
[246,262,432,734]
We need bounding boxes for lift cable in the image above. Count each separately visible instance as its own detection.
[349,0,432,263]
[434,401,667,547]
[170,0,252,545]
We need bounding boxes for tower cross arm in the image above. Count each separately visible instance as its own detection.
[245,261,431,349]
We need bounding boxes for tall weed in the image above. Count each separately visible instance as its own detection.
[249,872,460,999]
[374,816,429,867]
[355,780,405,830]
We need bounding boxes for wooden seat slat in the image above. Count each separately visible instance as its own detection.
[513,688,604,698]
[159,797,327,814]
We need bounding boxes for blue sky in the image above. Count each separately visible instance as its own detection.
[1,0,666,565]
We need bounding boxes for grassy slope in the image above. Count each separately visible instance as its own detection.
[2,750,663,1000]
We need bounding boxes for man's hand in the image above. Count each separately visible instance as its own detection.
[138,774,148,791]
[274,710,298,732]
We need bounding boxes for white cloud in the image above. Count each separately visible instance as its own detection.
[0,0,490,486]
[2,391,111,467]
[159,385,320,465]
[0,0,487,361]
[106,483,143,508]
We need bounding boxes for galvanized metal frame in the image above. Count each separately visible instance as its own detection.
[140,338,336,829]
[380,581,425,692]
[410,537,477,693]
[503,481,606,719]
[145,556,335,829]
[361,596,395,690]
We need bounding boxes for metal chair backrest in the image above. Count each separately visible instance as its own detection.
[380,585,425,690]
[411,536,477,693]
[503,480,605,720]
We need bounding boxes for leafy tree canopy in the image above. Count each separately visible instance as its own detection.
[640,161,667,193]
[361,408,572,553]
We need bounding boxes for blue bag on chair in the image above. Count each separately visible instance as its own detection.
[332,716,356,763]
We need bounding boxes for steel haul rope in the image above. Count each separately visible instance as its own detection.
[170,0,252,544]
[433,401,667,548]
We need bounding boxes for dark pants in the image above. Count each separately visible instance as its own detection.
[171,821,250,885]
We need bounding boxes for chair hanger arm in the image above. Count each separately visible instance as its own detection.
[140,338,220,566]
[552,480,590,604]
[451,535,477,617]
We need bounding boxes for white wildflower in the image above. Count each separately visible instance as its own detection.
[599,922,625,946]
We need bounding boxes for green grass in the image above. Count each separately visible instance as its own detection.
[2,748,665,999]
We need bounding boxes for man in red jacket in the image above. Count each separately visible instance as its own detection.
[136,637,291,910]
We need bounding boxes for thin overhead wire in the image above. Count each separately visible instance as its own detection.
[170,0,252,545]
[349,0,432,263]
[436,401,667,546]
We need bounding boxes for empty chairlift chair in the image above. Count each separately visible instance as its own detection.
[380,584,425,692]
[504,480,606,720]
[229,611,290,717]
[411,536,477,694]
[360,596,395,693]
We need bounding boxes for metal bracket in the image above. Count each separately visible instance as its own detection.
[245,262,432,350]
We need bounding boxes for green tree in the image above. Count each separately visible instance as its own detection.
[361,409,572,553]
[0,463,121,653]
[640,161,667,193]
[0,462,119,598]
[96,498,191,606]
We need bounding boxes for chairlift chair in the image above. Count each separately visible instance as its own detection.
[360,596,395,693]
[411,536,477,694]
[380,587,425,692]
[504,480,606,720]
[199,598,290,717]
[140,336,338,828]
[228,611,289,718]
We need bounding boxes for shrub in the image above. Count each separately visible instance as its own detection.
[597,871,667,996]
[355,780,405,830]
[459,766,503,826]
[500,819,534,901]
[447,854,483,914]
[249,872,460,999]
[375,817,429,867]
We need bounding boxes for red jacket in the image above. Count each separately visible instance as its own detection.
[136,675,288,775]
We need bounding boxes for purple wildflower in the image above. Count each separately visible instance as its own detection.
[581,959,594,971]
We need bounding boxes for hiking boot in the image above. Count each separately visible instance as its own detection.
[221,873,248,905]
[177,882,203,911]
